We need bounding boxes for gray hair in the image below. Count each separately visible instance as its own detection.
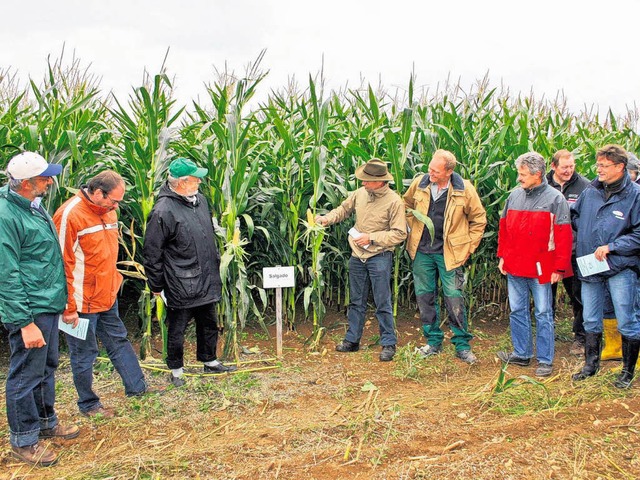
[8,177,22,191]
[515,152,546,176]
[627,153,639,172]
[167,174,195,188]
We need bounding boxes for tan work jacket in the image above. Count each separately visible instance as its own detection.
[404,172,486,270]
[324,184,407,260]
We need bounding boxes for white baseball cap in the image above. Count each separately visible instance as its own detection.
[6,152,63,180]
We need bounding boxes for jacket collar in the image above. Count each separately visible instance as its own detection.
[523,177,549,195]
[1,185,34,210]
[365,183,390,200]
[592,171,632,193]
[158,181,201,206]
[79,187,114,216]
[546,170,580,189]
[418,171,465,191]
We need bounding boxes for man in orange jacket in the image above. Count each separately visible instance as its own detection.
[54,171,148,417]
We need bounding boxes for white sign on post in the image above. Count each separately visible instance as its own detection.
[263,266,295,288]
[263,266,296,358]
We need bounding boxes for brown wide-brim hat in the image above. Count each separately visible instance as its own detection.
[355,158,393,182]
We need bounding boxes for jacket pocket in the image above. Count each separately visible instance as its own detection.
[448,232,471,263]
[173,266,203,299]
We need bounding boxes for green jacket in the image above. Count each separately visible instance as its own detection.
[0,185,67,328]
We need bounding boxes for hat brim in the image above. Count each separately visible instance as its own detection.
[355,164,393,182]
[39,163,63,177]
[191,167,208,178]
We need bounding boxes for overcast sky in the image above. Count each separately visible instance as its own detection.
[2,0,639,116]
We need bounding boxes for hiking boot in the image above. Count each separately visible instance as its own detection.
[535,363,553,377]
[335,340,359,352]
[456,349,478,365]
[569,340,585,356]
[379,345,396,362]
[11,443,57,467]
[496,351,530,366]
[81,406,115,419]
[204,362,238,373]
[169,374,186,387]
[39,423,80,440]
[415,344,442,358]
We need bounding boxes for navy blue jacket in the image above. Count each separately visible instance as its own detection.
[571,173,640,281]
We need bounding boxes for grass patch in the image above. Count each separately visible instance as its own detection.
[193,372,261,413]
[554,316,574,343]
[479,362,630,416]
[392,343,426,381]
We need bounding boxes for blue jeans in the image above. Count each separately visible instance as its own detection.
[582,269,640,339]
[346,252,397,346]
[507,274,554,365]
[67,301,146,413]
[5,313,59,448]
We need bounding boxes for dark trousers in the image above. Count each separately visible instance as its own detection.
[5,313,59,447]
[166,302,219,369]
[551,257,584,343]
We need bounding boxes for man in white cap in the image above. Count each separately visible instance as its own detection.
[0,152,79,466]
[316,158,407,361]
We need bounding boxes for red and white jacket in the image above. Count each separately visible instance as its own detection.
[53,190,122,314]
[498,181,573,284]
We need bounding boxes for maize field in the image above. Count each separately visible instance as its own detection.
[1,52,638,358]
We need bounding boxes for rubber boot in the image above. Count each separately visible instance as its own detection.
[572,332,602,381]
[601,318,622,361]
[614,336,640,389]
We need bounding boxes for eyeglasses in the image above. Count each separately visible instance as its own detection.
[105,193,124,205]
[595,162,617,170]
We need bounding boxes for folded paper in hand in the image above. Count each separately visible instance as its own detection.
[576,253,610,277]
[348,227,370,249]
[58,315,90,340]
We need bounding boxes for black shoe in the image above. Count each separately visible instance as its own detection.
[379,345,396,362]
[336,340,359,352]
[204,363,238,373]
[169,374,185,387]
[496,351,530,366]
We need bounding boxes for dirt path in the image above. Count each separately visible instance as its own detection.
[1,308,639,479]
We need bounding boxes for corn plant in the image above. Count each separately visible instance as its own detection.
[4,53,640,344]
[110,69,182,359]
[176,53,268,360]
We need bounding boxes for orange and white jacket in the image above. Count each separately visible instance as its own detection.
[53,190,123,314]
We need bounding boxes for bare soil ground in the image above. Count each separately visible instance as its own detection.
[1,304,639,480]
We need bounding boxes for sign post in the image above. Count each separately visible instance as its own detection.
[262,266,295,358]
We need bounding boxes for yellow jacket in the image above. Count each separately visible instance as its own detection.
[404,172,486,270]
